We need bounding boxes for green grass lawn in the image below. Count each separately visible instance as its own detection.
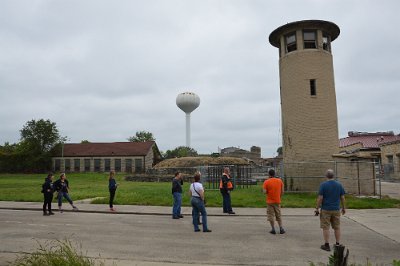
[0,173,399,208]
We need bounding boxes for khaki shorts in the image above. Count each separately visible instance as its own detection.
[320,210,341,230]
[266,204,281,223]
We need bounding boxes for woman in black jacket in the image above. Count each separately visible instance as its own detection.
[54,173,78,212]
[42,173,55,216]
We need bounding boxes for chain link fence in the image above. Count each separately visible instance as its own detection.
[278,161,378,196]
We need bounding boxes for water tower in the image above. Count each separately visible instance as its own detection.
[176,92,200,148]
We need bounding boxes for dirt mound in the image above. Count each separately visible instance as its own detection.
[154,156,249,168]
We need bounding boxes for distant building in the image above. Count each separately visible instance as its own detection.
[220,146,261,162]
[339,131,400,159]
[379,140,400,180]
[339,131,400,180]
[52,141,162,173]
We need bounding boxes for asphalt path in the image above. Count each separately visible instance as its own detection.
[1,208,399,266]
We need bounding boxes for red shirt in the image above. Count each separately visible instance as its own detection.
[263,177,284,204]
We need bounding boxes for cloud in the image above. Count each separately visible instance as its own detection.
[1,0,400,158]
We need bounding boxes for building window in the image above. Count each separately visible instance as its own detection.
[285,32,297,53]
[74,159,80,172]
[64,159,71,172]
[323,32,331,52]
[387,155,394,164]
[125,159,132,173]
[84,159,90,172]
[115,159,121,172]
[94,159,101,172]
[135,159,143,173]
[397,155,400,172]
[55,159,61,172]
[303,31,317,49]
[310,79,316,96]
[104,159,111,172]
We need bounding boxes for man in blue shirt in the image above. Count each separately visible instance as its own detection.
[315,169,346,251]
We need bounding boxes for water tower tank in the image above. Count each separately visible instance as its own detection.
[176,92,200,148]
[176,92,200,113]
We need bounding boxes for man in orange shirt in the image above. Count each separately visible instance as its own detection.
[263,169,285,234]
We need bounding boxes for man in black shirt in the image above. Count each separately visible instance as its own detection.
[172,172,183,219]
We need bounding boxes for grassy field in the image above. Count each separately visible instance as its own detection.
[0,173,399,208]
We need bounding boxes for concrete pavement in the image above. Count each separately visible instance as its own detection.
[0,201,399,266]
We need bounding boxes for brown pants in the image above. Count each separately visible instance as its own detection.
[267,204,281,223]
[320,210,341,230]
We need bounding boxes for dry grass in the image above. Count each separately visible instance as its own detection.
[154,156,249,168]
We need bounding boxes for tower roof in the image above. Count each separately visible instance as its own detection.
[269,20,340,48]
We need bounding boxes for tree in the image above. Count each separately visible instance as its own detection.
[164,146,198,159]
[128,131,155,142]
[18,119,64,172]
[81,140,90,143]
[20,119,62,154]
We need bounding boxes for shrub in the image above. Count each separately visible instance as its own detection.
[10,239,105,266]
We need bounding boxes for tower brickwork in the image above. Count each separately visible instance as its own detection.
[269,20,340,163]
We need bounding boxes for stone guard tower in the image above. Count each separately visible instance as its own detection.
[269,20,340,163]
[269,20,341,190]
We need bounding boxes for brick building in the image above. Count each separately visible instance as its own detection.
[52,141,162,173]
[379,140,400,180]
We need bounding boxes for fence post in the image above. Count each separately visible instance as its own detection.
[357,161,361,196]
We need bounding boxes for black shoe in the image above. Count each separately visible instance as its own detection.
[203,229,212,233]
[280,228,286,234]
[194,229,201,232]
[43,213,49,216]
[223,211,228,213]
[172,216,179,219]
[320,244,331,252]
[228,211,236,215]
[49,212,55,215]
[178,215,184,218]
[269,230,276,235]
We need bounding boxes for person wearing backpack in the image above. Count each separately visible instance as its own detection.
[219,167,235,214]
[42,173,55,216]
[54,173,78,212]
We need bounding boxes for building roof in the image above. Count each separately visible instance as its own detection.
[62,141,157,157]
[339,131,400,149]
[269,20,340,48]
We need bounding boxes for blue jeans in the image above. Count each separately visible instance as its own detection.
[221,191,232,213]
[57,191,73,207]
[172,192,182,217]
[191,197,208,231]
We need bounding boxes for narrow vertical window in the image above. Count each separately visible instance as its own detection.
[115,159,121,172]
[323,32,331,52]
[104,159,111,171]
[74,159,80,172]
[303,31,317,49]
[84,159,90,172]
[285,32,297,53]
[65,159,71,172]
[55,159,61,172]
[94,159,101,172]
[310,79,316,96]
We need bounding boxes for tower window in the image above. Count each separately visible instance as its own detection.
[323,32,331,52]
[285,32,297,53]
[303,31,317,49]
[310,79,316,96]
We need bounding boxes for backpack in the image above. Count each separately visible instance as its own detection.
[41,182,46,193]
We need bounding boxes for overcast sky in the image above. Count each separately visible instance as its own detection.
[1,0,399,157]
